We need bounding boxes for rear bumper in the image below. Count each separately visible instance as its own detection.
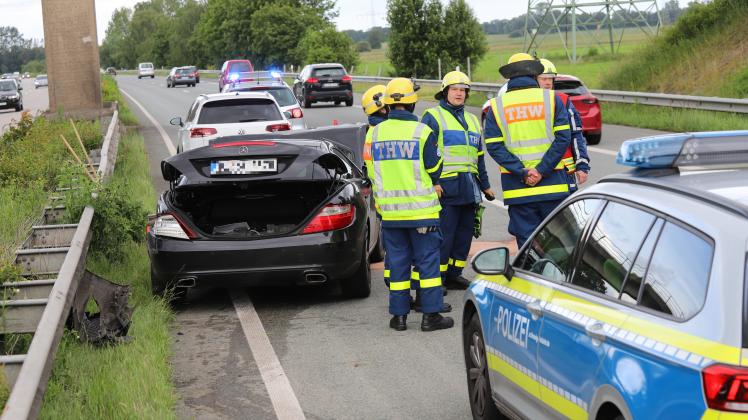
[172,78,196,85]
[580,105,602,132]
[147,225,364,287]
[308,89,352,102]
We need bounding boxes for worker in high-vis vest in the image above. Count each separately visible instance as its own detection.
[421,71,495,290]
[362,84,388,128]
[537,59,590,192]
[363,77,454,332]
[484,53,572,248]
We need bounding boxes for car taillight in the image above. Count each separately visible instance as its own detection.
[703,364,748,412]
[190,127,217,138]
[302,204,355,234]
[266,123,291,132]
[341,75,352,83]
[582,98,598,104]
[306,77,319,84]
[189,73,195,77]
[152,213,197,240]
[290,108,303,119]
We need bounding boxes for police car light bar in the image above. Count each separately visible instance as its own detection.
[616,130,748,169]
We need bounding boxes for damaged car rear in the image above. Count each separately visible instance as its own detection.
[147,125,382,301]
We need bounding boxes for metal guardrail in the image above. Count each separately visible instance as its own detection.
[1,104,121,420]
[277,72,748,114]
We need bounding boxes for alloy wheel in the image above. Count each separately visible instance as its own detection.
[469,331,489,416]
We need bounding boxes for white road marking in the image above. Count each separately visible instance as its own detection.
[120,88,177,156]
[231,290,306,420]
[183,90,190,93]
[588,146,618,157]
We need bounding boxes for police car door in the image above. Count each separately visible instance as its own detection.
[509,198,604,418]
[535,200,657,418]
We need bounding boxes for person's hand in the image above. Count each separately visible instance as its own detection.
[576,171,589,185]
[483,188,496,201]
[435,184,443,198]
[525,168,542,186]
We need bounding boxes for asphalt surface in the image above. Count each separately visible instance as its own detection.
[0,78,49,135]
[116,74,667,419]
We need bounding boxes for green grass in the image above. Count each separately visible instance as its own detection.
[40,130,176,419]
[102,76,137,126]
[601,102,748,132]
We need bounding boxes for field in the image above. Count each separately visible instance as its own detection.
[355,30,655,88]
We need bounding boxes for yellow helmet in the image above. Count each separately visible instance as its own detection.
[361,84,386,115]
[441,70,471,90]
[539,58,557,76]
[507,53,535,64]
[384,77,418,105]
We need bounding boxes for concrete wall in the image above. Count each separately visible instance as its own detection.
[42,0,102,114]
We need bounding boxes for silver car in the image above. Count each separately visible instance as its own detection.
[222,74,307,130]
[34,74,48,89]
[167,67,196,88]
[138,62,155,79]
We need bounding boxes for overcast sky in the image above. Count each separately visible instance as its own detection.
[0,0,690,42]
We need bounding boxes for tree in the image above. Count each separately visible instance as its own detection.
[250,4,327,67]
[297,26,359,69]
[368,26,385,49]
[387,0,445,78]
[356,40,372,52]
[442,0,487,72]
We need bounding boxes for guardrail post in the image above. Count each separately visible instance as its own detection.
[377,65,382,77]
[467,57,471,80]
[438,58,441,80]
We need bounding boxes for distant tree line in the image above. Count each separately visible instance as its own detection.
[99,0,359,70]
[482,0,696,37]
[0,27,45,74]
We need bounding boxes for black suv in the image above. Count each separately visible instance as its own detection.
[0,79,23,112]
[293,63,353,108]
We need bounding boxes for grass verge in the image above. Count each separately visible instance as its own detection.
[40,129,177,419]
[601,102,748,133]
[102,76,137,126]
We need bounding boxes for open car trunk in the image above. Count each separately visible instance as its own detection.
[169,181,339,238]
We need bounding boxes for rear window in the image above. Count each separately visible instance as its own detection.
[139,63,153,69]
[229,62,252,73]
[198,99,281,124]
[312,67,345,78]
[177,68,193,75]
[554,80,589,96]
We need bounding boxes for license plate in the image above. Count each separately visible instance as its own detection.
[210,158,277,175]
[323,83,338,88]
[0,102,5,106]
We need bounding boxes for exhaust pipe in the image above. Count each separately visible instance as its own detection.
[305,273,327,284]
[176,277,196,288]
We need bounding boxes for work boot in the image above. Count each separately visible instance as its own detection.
[390,315,407,331]
[421,313,455,332]
[444,275,470,290]
[412,297,452,313]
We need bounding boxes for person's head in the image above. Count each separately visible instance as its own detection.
[537,58,557,90]
[384,77,418,112]
[435,71,470,106]
[499,52,544,80]
[362,84,387,116]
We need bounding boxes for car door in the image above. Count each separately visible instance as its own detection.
[499,197,604,418]
[535,200,658,418]
[294,66,307,99]
[179,99,200,153]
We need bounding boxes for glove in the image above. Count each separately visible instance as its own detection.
[473,204,485,239]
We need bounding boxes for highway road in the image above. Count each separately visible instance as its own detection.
[0,78,49,135]
[116,74,666,419]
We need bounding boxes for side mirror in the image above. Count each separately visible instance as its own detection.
[169,117,183,127]
[283,111,292,120]
[486,91,494,99]
[472,247,514,279]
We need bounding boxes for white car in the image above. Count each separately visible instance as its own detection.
[170,92,292,153]
[222,76,307,130]
[138,62,155,79]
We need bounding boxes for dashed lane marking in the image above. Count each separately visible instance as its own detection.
[120,88,177,156]
[588,146,618,157]
[231,290,306,420]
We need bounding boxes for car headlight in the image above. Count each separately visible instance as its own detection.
[9,94,19,99]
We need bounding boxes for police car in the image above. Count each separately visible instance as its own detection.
[462,131,748,419]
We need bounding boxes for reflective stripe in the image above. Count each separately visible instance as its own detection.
[377,188,437,198]
[553,124,570,132]
[513,137,554,147]
[426,157,442,174]
[448,258,466,268]
[440,172,459,178]
[440,264,448,272]
[379,198,441,212]
[502,183,569,199]
[389,280,410,291]
[543,89,553,141]
[384,269,390,278]
[411,271,420,281]
[420,277,442,288]
[493,96,511,143]
[371,125,384,192]
[514,151,548,161]
[484,136,504,144]
[412,123,425,189]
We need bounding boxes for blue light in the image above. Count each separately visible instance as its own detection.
[270,71,281,79]
[229,73,239,81]
[616,130,748,169]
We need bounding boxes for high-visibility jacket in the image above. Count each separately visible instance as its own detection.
[486,87,571,205]
[423,105,482,177]
[364,119,442,222]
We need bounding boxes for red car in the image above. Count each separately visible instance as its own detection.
[218,59,254,93]
[481,74,602,144]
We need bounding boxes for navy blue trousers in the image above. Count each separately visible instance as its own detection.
[382,227,443,316]
[440,203,475,278]
[507,199,565,249]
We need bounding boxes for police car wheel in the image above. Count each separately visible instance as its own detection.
[586,134,601,145]
[340,238,372,298]
[464,313,501,420]
[345,99,353,107]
